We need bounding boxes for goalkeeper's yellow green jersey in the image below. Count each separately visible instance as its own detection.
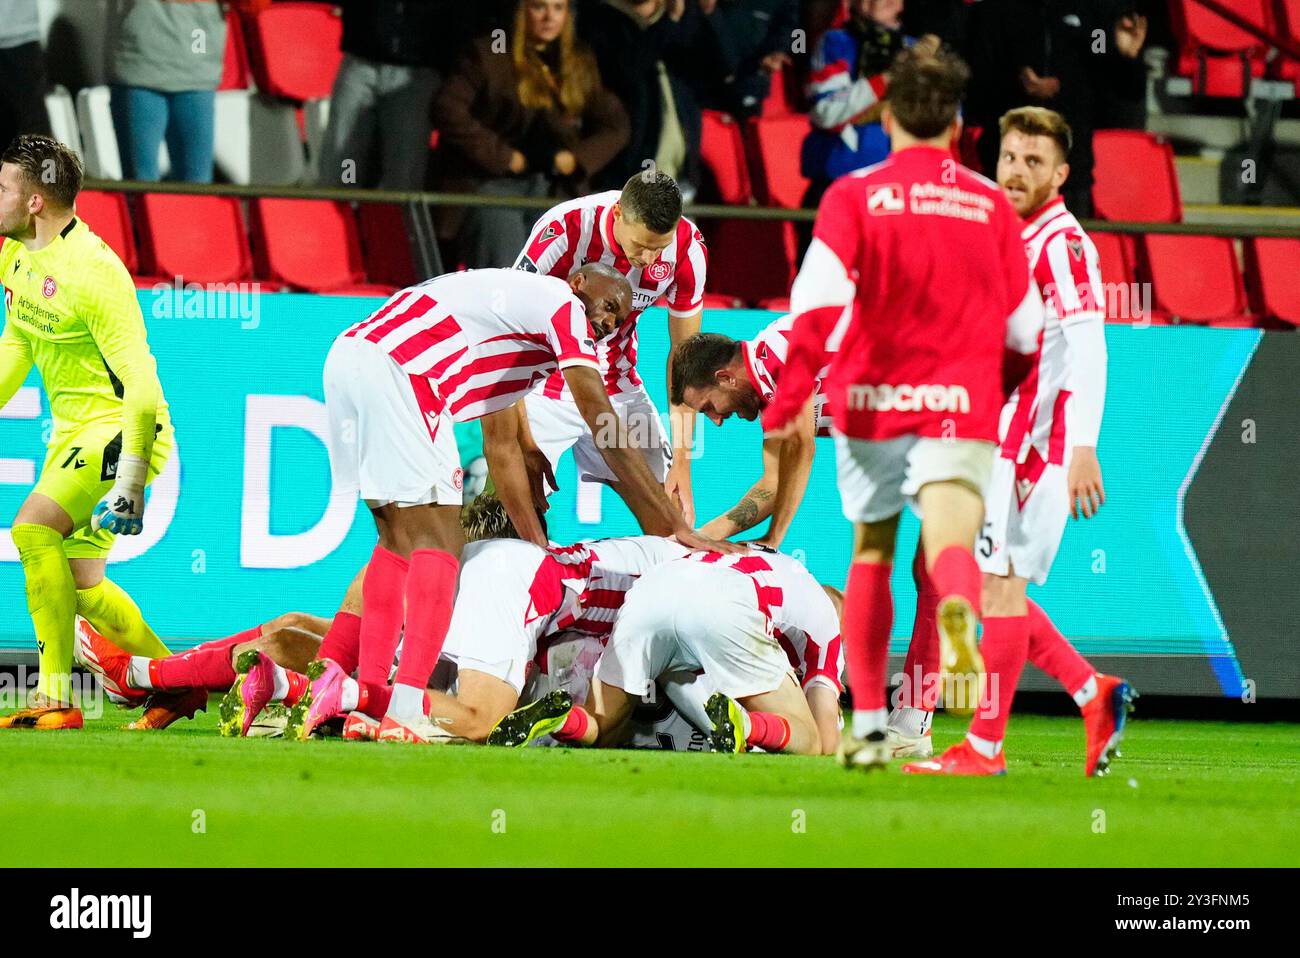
[0,216,169,460]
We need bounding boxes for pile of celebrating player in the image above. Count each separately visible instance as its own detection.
[4,42,1135,776]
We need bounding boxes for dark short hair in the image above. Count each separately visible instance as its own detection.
[620,170,682,235]
[885,44,970,140]
[670,332,742,406]
[999,106,1072,163]
[1,134,82,209]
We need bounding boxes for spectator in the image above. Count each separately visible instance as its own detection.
[801,1,936,206]
[964,0,1147,216]
[432,0,629,267]
[0,0,51,150]
[317,0,459,190]
[696,0,801,118]
[577,0,703,190]
[107,0,267,183]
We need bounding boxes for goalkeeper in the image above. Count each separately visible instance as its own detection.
[0,135,175,730]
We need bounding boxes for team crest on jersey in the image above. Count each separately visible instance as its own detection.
[1066,236,1085,261]
[42,276,57,298]
[452,467,463,492]
[867,183,905,215]
[539,222,562,244]
[645,260,671,283]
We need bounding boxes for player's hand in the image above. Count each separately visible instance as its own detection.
[1114,14,1148,59]
[522,447,556,512]
[1067,446,1105,520]
[91,453,149,536]
[1020,67,1060,100]
[664,458,695,527]
[672,526,745,554]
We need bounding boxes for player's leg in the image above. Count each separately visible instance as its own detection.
[69,558,168,659]
[733,674,822,756]
[312,564,366,674]
[890,544,938,757]
[420,668,521,743]
[910,438,995,715]
[805,683,842,756]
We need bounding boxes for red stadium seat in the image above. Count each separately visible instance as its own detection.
[243,2,343,102]
[1273,0,1300,87]
[758,297,791,312]
[1089,232,1148,324]
[218,10,251,91]
[745,115,812,209]
[758,64,801,117]
[251,198,395,295]
[357,204,419,289]
[137,193,252,284]
[75,190,138,273]
[700,293,746,309]
[702,218,798,305]
[1169,0,1270,95]
[1244,236,1300,325]
[1141,234,1251,325]
[1092,131,1181,223]
[699,111,753,204]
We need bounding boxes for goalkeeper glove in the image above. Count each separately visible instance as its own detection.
[91,453,149,535]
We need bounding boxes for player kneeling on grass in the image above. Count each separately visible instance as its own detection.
[489,547,842,756]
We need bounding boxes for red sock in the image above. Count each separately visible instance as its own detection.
[391,549,459,692]
[900,546,939,710]
[553,706,590,742]
[968,615,1030,743]
[746,711,791,751]
[1026,599,1094,696]
[316,611,362,675]
[357,546,409,690]
[357,681,392,720]
[929,545,982,617]
[282,670,309,707]
[842,561,894,712]
[149,645,238,691]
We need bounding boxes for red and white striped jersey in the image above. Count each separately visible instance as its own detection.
[514,191,708,400]
[543,535,690,640]
[341,269,599,423]
[999,197,1106,479]
[687,548,844,692]
[744,313,835,436]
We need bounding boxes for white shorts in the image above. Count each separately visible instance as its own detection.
[438,539,550,694]
[977,451,1070,585]
[833,433,996,523]
[594,561,794,700]
[524,383,672,490]
[323,336,462,507]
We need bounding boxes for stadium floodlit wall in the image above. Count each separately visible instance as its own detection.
[2,293,1296,699]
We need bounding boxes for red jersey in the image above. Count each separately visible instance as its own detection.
[515,191,708,400]
[763,146,1042,442]
[341,269,599,423]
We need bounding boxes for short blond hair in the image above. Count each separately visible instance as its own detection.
[999,107,1072,162]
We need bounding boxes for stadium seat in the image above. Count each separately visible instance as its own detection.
[745,115,812,209]
[1169,0,1270,96]
[74,86,124,180]
[758,64,801,117]
[1089,232,1148,324]
[303,97,331,182]
[218,9,252,91]
[1141,234,1251,325]
[44,85,82,159]
[1273,0,1300,87]
[700,293,746,309]
[1244,236,1300,325]
[251,198,395,295]
[243,2,344,102]
[702,218,798,305]
[137,193,252,285]
[758,297,791,312]
[75,190,139,273]
[699,110,753,204]
[358,204,420,288]
[1092,131,1181,223]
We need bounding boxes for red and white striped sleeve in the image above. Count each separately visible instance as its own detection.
[795,582,844,693]
[1041,230,1107,447]
[516,208,580,278]
[545,295,601,371]
[664,221,708,318]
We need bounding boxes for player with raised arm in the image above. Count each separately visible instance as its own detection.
[0,135,176,730]
[312,265,731,744]
[761,46,1045,770]
[488,547,842,757]
[899,107,1134,776]
[668,314,834,547]
[515,171,707,522]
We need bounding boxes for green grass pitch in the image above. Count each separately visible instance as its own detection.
[1,705,1295,867]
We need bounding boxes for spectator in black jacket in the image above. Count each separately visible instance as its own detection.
[964,0,1147,216]
[697,0,801,118]
[318,0,461,189]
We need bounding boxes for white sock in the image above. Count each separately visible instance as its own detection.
[270,665,288,703]
[1072,674,1099,708]
[660,670,714,734]
[889,706,933,737]
[127,657,155,690]
[966,732,1002,758]
[340,677,359,713]
[386,683,425,722]
[852,708,888,738]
